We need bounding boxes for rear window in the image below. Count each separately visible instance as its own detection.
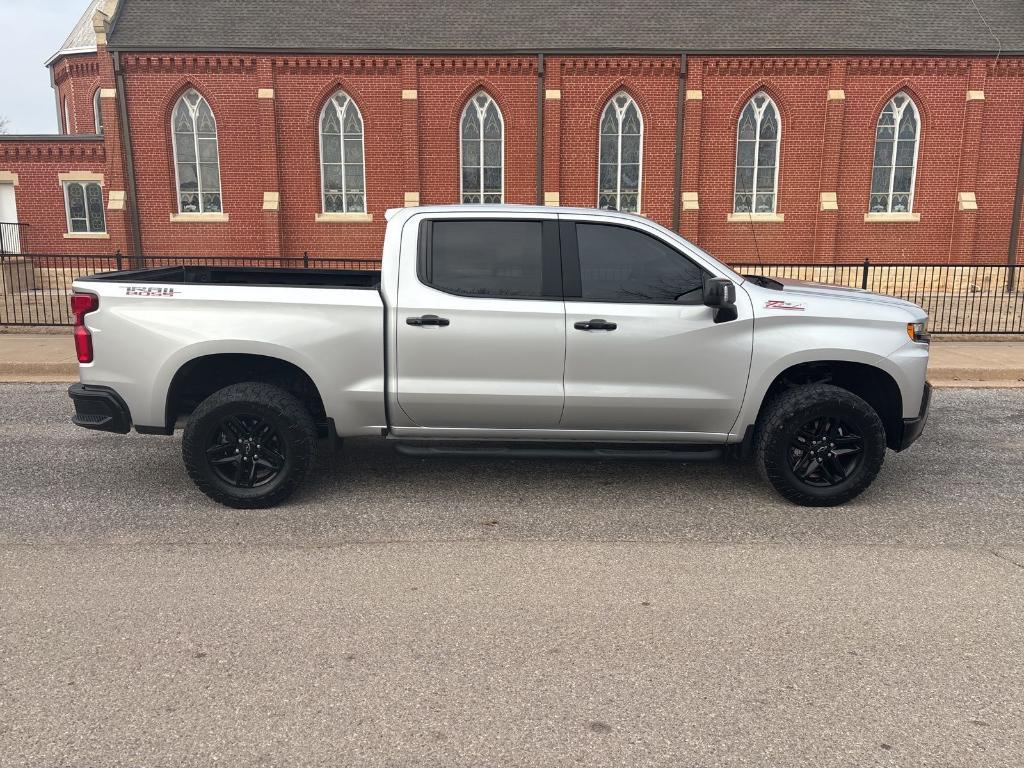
[427,220,546,299]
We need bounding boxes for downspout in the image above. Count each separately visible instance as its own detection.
[536,53,545,206]
[671,53,687,232]
[112,52,143,262]
[1007,116,1024,293]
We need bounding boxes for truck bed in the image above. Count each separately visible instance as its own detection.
[79,265,381,289]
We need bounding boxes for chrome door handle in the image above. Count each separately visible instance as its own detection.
[573,319,617,331]
[407,315,450,327]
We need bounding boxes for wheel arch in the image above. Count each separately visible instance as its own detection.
[162,352,329,436]
[753,360,904,450]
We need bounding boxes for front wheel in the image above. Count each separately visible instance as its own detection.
[182,382,317,508]
[754,383,887,507]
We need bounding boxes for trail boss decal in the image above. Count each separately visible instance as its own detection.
[125,286,178,298]
[764,299,806,311]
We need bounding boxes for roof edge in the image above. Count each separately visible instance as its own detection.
[105,44,1022,57]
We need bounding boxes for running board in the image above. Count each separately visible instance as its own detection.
[394,441,724,462]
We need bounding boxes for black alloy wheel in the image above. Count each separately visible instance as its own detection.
[205,414,288,488]
[787,416,864,487]
[182,382,318,508]
[754,383,887,507]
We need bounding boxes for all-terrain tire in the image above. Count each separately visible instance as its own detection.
[182,382,317,509]
[754,383,886,507]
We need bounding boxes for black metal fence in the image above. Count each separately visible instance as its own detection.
[735,260,1022,334]
[0,252,380,327]
[0,251,1020,333]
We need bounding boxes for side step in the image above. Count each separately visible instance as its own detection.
[394,441,724,462]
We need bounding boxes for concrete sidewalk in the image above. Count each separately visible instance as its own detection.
[0,332,1021,386]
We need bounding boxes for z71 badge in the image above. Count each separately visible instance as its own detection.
[764,299,806,311]
[125,286,178,298]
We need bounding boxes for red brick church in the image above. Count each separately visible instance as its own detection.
[1,0,1023,266]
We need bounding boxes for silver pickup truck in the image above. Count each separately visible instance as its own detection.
[68,205,931,508]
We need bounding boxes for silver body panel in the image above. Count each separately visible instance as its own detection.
[76,205,930,443]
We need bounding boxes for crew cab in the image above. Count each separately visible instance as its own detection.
[68,205,931,508]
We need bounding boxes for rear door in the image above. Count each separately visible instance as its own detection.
[394,216,565,429]
[559,218,753,438]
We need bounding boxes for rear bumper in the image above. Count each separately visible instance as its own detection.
[68,383,132,434]
[894,381,932,451]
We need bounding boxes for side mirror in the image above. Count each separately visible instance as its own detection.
[703,278,738,324]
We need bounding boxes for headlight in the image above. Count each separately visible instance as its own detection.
[907,320,930,343]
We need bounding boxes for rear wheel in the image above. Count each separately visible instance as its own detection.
[755,383,886,506]
[182,382,317,508]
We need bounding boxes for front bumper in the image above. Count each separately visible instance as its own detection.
[894,381,932,451]
[68,383,132,434]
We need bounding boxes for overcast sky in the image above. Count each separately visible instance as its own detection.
[0,0,89,134]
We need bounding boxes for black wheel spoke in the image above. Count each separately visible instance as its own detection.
[206,442,236,460]
[260,447,286,469]
[818,459,841,485]
[792,451,815,478]
[207,412,287,490]
[788,415,864,488]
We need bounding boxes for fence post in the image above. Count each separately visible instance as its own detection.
[861,258,870,290]
[303,251,309,269]
[115,250,123,271]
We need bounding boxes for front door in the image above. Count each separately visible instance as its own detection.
[560,219,753,438]
[395,216,565,429]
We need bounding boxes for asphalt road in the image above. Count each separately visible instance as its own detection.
[1,384,1022,767]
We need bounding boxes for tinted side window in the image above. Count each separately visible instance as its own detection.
[576,223,705,303]
[427,220,546,299]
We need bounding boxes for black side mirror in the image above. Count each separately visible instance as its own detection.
[703,278,738,324]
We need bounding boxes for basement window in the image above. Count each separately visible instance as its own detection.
[63,182,106,233]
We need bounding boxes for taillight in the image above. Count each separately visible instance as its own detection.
[71,292,99,363]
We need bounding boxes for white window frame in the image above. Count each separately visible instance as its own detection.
[171,89,224,214]
[63,97,70,134]
[597,91,644,213]
[318,91,367,214]
[869,92,921,214]
[62,181,106,234]
[459,91,505,204]
[733,91,781,214]
[93,90,104,134]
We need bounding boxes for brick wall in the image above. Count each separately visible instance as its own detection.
[9,50,1024,266]
[0,137,129,254]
